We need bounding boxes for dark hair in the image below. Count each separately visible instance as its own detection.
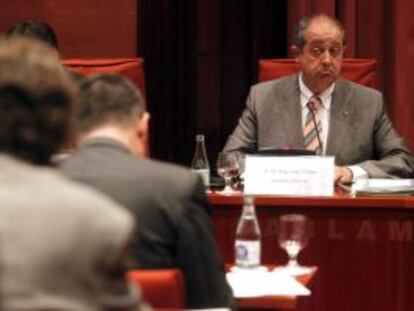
[0,37,75,165]
[293,14,346,49]
[0,85,71,164]
[6,20,59,49]
[76,74,145,134]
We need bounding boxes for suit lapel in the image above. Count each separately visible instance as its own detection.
[281,76,304,148]
[326,79,353,156]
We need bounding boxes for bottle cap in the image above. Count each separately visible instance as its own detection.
[196,134,204,142]
[243,195,254,205]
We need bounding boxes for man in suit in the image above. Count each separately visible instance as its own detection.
[223,14,413,183]
[60,74,234,309]
[0,37,147,310]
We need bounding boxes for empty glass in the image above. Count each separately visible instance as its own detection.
[216,152,239,195]
[232,152,245,191]
[277,214,311,275]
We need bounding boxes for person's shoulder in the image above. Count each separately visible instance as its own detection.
[138,158,200,193]
[248,75,297,102]
[251,74,297,92]
[0,156,133,234]
[41,165,133,229]
[244,75,297,109]
[135,158,208,215]
[44,168,135,265]
[338,78,382,98]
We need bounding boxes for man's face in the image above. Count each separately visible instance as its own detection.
[295,17,344,94]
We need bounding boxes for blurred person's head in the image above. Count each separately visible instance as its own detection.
[6,19,87,87]
[6,19,59,50]
[0,37,76,165]
[76,74,149,157]
[291,14,346,94]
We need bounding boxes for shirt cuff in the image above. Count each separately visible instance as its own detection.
[348,165,369,181]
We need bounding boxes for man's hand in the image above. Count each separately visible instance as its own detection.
[335,166,353,184]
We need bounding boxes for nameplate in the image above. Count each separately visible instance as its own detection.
[244,155,334,196]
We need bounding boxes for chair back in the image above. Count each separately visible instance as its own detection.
[128,269,186,309]
[63,57,150,156]
[63,58,146,97]
[258,58,378,88]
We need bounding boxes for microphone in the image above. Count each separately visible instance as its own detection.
[306,102,323,156]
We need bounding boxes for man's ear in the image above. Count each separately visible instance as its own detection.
[135,112,150,157]
[136,112,150,141]
[290,45,301,61]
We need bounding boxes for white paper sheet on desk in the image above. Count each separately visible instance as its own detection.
[226,269,311,298]
[352,179,414,195]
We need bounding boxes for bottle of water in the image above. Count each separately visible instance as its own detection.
[191,134,210,188]
[235,195,261,268]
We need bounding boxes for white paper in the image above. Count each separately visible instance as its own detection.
[244,156,334,196]
[351,178,414,195]
[226,268,311,298]
[354,179,414,189]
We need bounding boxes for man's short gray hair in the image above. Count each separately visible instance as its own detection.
[293,14,346,49]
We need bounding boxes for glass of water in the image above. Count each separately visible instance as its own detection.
[277,214,311,275]
[216,152,239,195]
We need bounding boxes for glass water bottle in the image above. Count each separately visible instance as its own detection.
[191,134,210,188]
[235,195,261,268]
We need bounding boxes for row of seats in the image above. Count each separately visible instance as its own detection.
[258,58,377,87]
[64,58,377,94]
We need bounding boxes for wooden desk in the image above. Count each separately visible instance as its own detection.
[210,191,414,311]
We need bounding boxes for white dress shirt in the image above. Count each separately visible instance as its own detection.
[298,73,368,181]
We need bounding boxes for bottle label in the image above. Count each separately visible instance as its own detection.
[235,240,261,267]
[192,168,210,187]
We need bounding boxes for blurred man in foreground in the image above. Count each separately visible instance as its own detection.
[0,37,146,310]
[224,14,413,183]
[60,74,234,309]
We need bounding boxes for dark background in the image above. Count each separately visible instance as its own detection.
[1,0,413,170]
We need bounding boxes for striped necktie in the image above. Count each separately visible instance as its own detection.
[303,95,323,155]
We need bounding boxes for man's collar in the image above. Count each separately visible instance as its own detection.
[80,135,133,155]
[298,72,335,108]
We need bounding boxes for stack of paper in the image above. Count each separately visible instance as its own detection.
[348,179,414,196]
[226,268,311,298]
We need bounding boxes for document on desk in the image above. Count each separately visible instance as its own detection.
[226,269,311,298]
[343,179,414,196]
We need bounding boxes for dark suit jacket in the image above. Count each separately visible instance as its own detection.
[224,75,414,178]
[60,137,234,309]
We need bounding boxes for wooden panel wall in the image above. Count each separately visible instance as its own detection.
[0,0,137,58]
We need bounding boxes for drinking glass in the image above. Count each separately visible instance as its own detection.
[233,152,245,191]
[277,214,310,275]
[216,152,239,195]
